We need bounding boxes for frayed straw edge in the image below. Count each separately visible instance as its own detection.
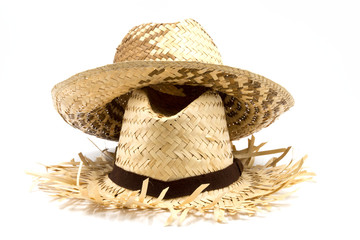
[29,136,314,225]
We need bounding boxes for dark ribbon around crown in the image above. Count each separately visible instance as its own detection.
[108,158,243,199]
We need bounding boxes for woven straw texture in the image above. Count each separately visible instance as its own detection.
[116,89,232,181]
[114,19,222,64]
[32,89,313,224]
[31,136,313,225]
[30,19,312,225]
[52,19,294,141]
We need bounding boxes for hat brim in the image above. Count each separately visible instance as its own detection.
[52,61,294,141]
[32,137,311,224]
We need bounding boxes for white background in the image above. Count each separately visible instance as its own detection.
[1,0,359,239]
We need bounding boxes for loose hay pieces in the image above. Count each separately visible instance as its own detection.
[30,136,314,225]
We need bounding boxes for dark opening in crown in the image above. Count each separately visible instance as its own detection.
[143,85,211,117]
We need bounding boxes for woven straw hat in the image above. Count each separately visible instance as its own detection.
[33,19,312,225]
[52,18,294,142]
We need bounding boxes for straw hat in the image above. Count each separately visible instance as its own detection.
[52,18,294,141]
[34,19,312,225]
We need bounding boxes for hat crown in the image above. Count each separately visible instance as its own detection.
[113,19,223,65]
[115,89,233,181]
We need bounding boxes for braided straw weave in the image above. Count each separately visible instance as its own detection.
[31,88,313,224]
[30,19,313,225]
[114,19,222,64]
[31,136,313,225]
[52,19,294,141]
[116,89,232,181]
